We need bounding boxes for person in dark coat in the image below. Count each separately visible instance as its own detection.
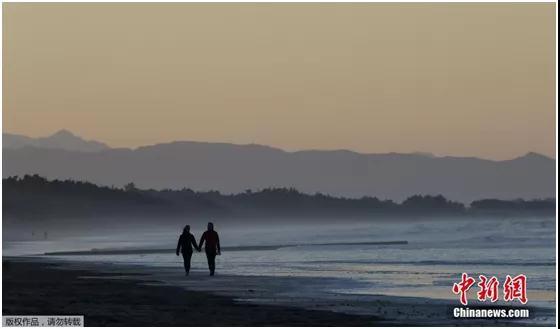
[198,222,221,276]
[176,225,199,275]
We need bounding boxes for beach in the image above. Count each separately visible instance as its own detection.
[4,256,554,326]
[2,258,381,326]
[2,218,556,326]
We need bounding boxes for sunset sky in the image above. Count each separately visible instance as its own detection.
[2,3,556,160]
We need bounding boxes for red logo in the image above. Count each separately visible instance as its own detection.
[477,275,500,302]
[452,273,527,305]
[452,273,476,305]
[503,274,528,304]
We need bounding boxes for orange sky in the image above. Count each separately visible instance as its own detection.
[2,3,556,160]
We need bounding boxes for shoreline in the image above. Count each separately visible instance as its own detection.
[2,257,382,326]
[2,257,555,326]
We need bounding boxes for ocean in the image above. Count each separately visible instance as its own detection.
[3,216,556,324]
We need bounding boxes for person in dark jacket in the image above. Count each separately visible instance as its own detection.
[176,225,199,275]
[198,222,221,276]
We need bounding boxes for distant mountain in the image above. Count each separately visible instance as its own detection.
[3,130,109,152]
[2,132,555,202]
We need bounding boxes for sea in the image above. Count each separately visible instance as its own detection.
[3,216,557,324]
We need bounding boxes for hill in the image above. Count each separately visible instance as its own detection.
[3,130,109,152]
[2,132,554,202]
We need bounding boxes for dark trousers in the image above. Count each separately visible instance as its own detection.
[182,251,193,274]
[205,249,217,275]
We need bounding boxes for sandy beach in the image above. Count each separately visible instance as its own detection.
[4,257,554,326]
[2,257,382,326]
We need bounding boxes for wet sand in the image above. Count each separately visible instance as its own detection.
[2,258,381,326]
[3,257,554,326]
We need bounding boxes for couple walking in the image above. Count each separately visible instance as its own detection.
[176,222,221,276]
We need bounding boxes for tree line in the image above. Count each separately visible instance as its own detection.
[3,175,555,222]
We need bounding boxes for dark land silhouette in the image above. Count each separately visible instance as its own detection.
[2,175,554,228]
[3,131,555,203]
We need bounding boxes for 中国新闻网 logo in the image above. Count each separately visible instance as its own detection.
[452,273,527,305]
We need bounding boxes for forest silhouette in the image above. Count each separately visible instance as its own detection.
[3,175,555,222]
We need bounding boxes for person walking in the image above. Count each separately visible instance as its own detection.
[198,222,221,276]
[176,225,199,276]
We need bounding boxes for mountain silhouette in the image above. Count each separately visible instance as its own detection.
[2,131,555,202]
[3,130,109,152]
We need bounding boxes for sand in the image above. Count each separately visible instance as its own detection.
[2,257,554,326]
[2,258,380,326]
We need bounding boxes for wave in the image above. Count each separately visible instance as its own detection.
[43,240,408,256]
[304,259,555,267]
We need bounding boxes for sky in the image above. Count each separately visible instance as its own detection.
[2,3,556,160]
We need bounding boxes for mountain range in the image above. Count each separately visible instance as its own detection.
[3,130,109,152]
[2,130,555,202]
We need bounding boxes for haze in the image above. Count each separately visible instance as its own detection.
[2,3,556,160]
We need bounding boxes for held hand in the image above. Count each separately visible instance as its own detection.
[217,250,221,256]
[176,252,179,256]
